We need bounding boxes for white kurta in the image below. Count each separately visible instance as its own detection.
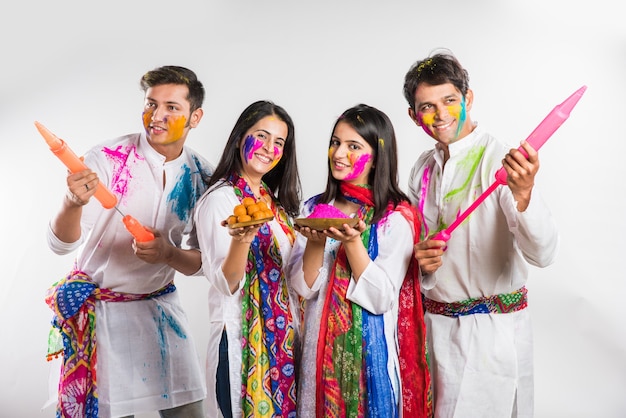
[407,126,559,418]
[285,197,414,418]
[47,132,213,417]
[194,182,299,418]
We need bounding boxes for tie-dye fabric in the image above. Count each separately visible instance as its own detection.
[424,287,528,317]
[45,271,175,418]
[229,173,297,418]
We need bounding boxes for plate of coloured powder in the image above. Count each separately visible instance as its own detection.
[294,203,359,231]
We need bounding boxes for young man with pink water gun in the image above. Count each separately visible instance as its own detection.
[403,50,561,417]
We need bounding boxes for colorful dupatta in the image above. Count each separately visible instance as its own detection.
[394,203,433,417]
[230,173,297,418]
[45,270,175,418]
[315,182,432,418]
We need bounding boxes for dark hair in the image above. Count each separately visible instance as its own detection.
[140,66,205,113]
[403,51,470,110]
[208,100,302,217]
[320,104,409,223]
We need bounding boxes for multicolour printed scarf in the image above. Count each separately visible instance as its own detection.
[394,203,433,417]
[229,173,297,418]
[315,182,432,418]
[45,270,175,418]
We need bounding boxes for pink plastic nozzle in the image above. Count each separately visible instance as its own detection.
[432,230,450,242]
[494,85,587,184]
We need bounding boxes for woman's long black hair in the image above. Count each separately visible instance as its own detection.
[208,100,302,217]
[319,104,409,223]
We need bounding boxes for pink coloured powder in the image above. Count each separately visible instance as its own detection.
[308,203,349,219]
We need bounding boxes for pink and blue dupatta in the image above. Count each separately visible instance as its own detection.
[315,182,432,417]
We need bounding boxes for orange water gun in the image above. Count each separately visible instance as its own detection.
[36,121,154,242]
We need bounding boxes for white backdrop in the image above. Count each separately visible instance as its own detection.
[1,1,624,417]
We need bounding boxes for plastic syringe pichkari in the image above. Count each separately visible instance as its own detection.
[432,85,587,243]
[35,121,155,242]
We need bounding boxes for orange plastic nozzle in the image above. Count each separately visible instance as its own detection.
[35,121,118,209]
[122,215,155,242]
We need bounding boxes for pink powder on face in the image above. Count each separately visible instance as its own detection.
[243,135,263,163]
[308,203,349,219]
[343,153,373,181]
[269,146,282,169]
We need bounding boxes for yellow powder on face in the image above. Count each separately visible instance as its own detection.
[142,109,153,131]
[164,115,187,143]
[446,104,462,119]
[420,112,435,126]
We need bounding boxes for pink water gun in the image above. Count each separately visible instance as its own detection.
[432,85,587,243]
[36,121,155,242]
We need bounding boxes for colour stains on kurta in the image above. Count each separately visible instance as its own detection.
[192,154,213,187]
[154,304,187,398]
[303,195,318,215]
[418,168,431,236]
[444,146,485,202]
[438,145,485,230]
[168,164,194,222]
[167,156,211,222]
[102,144,144,203]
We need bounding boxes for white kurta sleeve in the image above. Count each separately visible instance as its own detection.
[286,231,327,299]
[47,223,82,255]
[500,186,559,267]
[195,185,246,296]
[285,198,331,300]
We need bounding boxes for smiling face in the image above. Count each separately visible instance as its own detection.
[328,121,374,185]
[239,115,288,182]
[409,82,474,146]
[142,83,203,159]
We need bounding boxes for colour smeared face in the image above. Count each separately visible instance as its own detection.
[142,109,187,144]
[239,115,287,181]
[142,83,200,149]
[328,121,374,184]
[411,82,473,146]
